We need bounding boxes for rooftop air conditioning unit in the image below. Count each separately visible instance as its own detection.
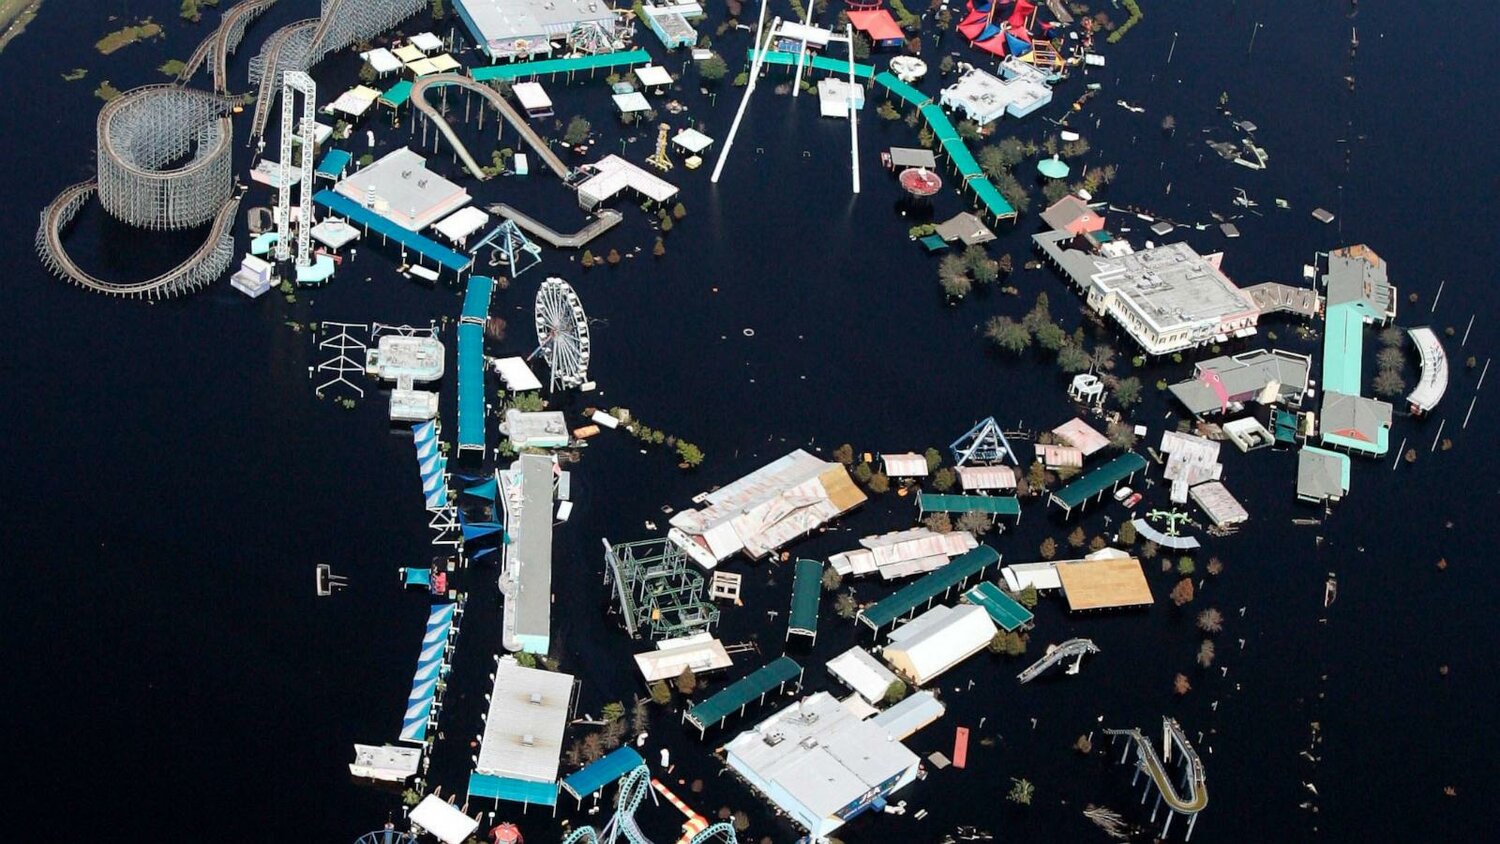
[522,734,536,746]
[529,692,544,705]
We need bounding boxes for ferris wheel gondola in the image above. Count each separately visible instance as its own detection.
[532,277,590,391]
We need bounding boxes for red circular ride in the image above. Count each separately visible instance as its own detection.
[899,167,943,197]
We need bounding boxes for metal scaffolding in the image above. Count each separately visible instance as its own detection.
[277,70,317,266]
[604,538,720,640]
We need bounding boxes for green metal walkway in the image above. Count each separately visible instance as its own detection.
[917,493,1020,518]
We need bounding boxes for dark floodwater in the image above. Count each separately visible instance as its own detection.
[3,1,1496,842]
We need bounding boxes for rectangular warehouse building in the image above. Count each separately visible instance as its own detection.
[455,0,617,59]
[726,692,920,838]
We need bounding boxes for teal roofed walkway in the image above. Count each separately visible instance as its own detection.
[560,747,644,802]
[468,771,558,807]
[457,276,493,455]
[461,275,493,323]
[1049,452,1148,515]
[787,559,822,642]
[312,190,471,274]
[457,323,485,454]
[874,70,930,106]
[684,656,802,736]
[964,581,1033,631]
[472,50,653,82]
[857,545,1001,631]
[747,49,875,79]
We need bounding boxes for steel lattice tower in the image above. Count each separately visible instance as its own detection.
[276,71,317,266]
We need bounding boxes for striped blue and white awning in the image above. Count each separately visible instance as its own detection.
[400,603,456,743]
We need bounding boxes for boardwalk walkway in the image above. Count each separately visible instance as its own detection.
[490,204,622,249]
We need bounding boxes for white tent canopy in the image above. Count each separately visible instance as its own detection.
[410,795,478,844]
[493,356,544,392]
[827,646,899,703]
[635,65,674,89]
[433,206,490,245]
[613,92,652,114]
[410,31,444,53]
[673,127,714,154]
[360,47,402,75]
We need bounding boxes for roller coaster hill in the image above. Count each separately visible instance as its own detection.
[37,0,429,299]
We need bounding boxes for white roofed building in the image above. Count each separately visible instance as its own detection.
[410,795,479,844]
[476,657,576,785]
[826,646,900,703]
[828,527,977,580]
[725,692,920,838]
[880,452,929,478]
[633,633,734,682]
[881,604,996,686]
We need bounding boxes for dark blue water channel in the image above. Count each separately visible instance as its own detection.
[2,1,1496,841]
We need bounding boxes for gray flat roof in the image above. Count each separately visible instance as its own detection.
[456,0,616,45]
[890,147,937,169]
[335,147,471,232]
[1297,447,1350,501]
[512,454,555,643]
[1087,242,1258,335]
[1324,245,1394,315]
[1169,349,1311,415]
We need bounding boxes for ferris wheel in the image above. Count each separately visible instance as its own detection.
[533,277,591,390]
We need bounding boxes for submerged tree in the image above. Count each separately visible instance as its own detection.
[699,53,729,82]
[986,316,1032,354]
[1007,778,1036,805]
[1173,673,1192,695]
[564,115,591,144]
[1197,640,1216,668]
[1373,368,1407,397]
[1169,578,1196,606]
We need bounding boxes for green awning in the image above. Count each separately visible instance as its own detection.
[874,70,930,107]
[917,493,1020,516]
[964,582,1033,631]
[858,545,1001,630]
[685,656,802,732]
[919,234,949,252]
[1050,452,1148,511]
[787,559,822,638]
